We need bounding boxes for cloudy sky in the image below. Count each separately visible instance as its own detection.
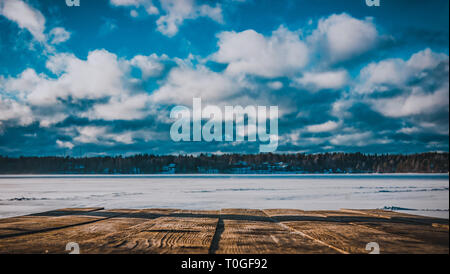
[0,0,448,156]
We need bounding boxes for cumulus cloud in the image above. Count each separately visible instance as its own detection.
[109,0,159,15]
[24,50,125,105]
[213,26,308,77]
[267,81,283,90]
[407,48,449,71]
[306,121,339,133]
[56,140,74,150]
[73,126,110,144]
[293,70,348,91]
[2,49,162,126]
[150,64,244,105]
[308,13,379,63]
[82,93,152,121]
[71,126,155,146]
[330,132,372,146]
[156,0,223,37]
[355,48,449,119]
[110,0,222,36]
[372,85,449,118]
[0,0,71,47]
[356,48,448,94]
[49,27,71,44]
[129,53,165,79]
[0,95,33,128]
[0,0,46,42]
[0,4,448,155]
[335,48,450,138]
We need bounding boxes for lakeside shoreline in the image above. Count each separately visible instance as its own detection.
[1,175,448,219]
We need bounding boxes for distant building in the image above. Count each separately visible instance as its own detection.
[231,161,252,174]
[257,161,289,173]
[197,167,219,174]
[162,163,176,174]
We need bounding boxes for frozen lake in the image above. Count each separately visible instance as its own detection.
[0,174,448,219]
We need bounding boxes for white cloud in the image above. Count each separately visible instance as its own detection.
[156,0,223,37]
[352,48,449,120]
[82,93,152,121]
[110,0,222,36]
[407,48,448,71]
[356,48,448,94]
[49,27,71,44]
[56,140,74,150]
[3,68,43,96]
[306,121,339,133]
[357,58,407,93]
[372,84,449,118]
[129,53,165,79]
[213,26,308,77]
[293,70,348,91]
[0,0,72,50]
[73,126,109,144]
[0,0,46,42]
[150,65,243,105]
[267,81,283,90]
[2,49,154,126]
[34,50,125,105]
[331,99,354,119]
[308,13,379,63]
[130,10,139,17]
[397,127,420,135]
[330,132,373,146]
[417,121,449,135]
[0,95,33,127]
[109,0,159,15]
[72,126,155,145]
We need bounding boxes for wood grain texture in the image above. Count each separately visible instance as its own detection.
[265,209,449,254]
[214,209,339,254]
[0,208,448,254]
[0,209,176,254]
[83,209,219,254]
[0,214,109,238]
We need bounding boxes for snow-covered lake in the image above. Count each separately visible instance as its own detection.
[0,174,448,219]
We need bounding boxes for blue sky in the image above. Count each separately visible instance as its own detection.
[0,0,448,156]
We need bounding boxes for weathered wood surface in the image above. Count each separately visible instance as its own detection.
[214,209,339,254]
[0,208,447,254]
[264,209,448,254]
[0,207,108,238]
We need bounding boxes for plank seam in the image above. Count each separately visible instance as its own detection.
[0,212,126,240]
[208,216,224,254]
[261,210,350,254]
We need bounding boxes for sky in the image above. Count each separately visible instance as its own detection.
[0,0,448,156]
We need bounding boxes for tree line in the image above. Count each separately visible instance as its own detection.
[0,152,447,174]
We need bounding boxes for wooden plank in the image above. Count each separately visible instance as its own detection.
[84,209,220,254]
[0,209,171,254]
[0,215,108,238]
[340,209,449,225]
[0,208,448,254]
[214,208,339,254]
[27,207,104,217]
[0,216,33,224]
[51,207,105,212]
[262,209,328,217]
[349,221,449,248]
[265,210,449,254]
[0,208,104,225]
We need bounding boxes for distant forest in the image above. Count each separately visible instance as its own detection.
[0,152,448,174]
